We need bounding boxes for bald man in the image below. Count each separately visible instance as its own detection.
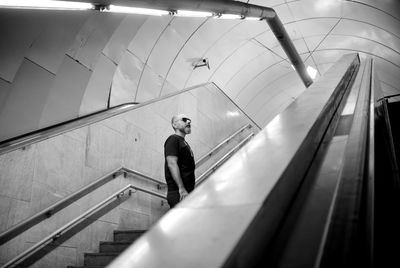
[164,114,195,208]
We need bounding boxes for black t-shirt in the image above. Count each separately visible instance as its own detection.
[164,134,195,192]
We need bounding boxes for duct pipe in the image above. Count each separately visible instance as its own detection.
[105,0,313,87]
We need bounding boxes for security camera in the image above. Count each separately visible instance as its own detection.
[193,58,210,70]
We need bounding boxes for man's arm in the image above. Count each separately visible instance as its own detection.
[166,155,189,200]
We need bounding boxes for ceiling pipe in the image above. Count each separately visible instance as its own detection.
[105,0,313,87]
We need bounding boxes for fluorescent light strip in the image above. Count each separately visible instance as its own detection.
[104,5,169,16]
[244,17,261,21]
[0,0,94,10]
[176,10,213,17]
[217,14,242,20]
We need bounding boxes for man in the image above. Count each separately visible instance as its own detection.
[164,114,195,208]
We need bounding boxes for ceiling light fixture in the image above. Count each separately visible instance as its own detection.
[243,16,262,21]
[307,66,318,80]
[0,0,94,10]
[217,14,242,19]
[175,10,213,17]
[102,5,170,16]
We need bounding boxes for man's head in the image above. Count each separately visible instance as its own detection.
[171,114,192,136]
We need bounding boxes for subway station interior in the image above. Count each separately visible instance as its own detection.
[0,0,399,267]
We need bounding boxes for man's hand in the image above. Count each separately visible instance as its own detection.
[179,187,189,200]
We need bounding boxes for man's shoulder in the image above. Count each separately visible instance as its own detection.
[164,134,179,145]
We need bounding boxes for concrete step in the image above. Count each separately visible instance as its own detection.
[84,253,118,266]
[99,241,132,253]
[113,230,146,242]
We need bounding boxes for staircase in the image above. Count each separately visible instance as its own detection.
[67,230,146,268]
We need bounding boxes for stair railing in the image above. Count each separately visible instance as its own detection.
[195,124,252,167]
[196,132,254,185]
[0,124,253,246]
[1,184,165,268]
[0,167,165,246]
[1,129,256,268]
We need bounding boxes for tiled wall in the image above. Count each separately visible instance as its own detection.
[0,83,257,267]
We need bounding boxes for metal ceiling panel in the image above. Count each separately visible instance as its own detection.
[374,58,400,93]
[26,11,86,74]
[0,10,42,82]
[0,59,54,141]
[159,79,179,96]
[79,54,116,116]
[287,0,344,20]
[110,51,144,107]
[295,17,340,40]
[380,82,399,96]
[185,20,266,88]
[67,13,123,70]
[311,50,350,66]
[210,41,265,87]
[272,38,310,59]
[146,17,205,80]
[160,43,199,92]
[303,35,332,54]
[127,16,173,63]
[135,65,164,102]
[357,0,400,18]
[273,2,296,24]
[318,35,400,66]
[332,19,400,53]
[246,71,303,113]
[159,18,241,92]
[103,15,147,64]
[224,52,281,99]
[39,55,91,128]
[255,30,287,57]
[236,62,293,106]
[342,2,400,36]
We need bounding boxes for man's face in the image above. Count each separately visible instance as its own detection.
[174,116,191,134]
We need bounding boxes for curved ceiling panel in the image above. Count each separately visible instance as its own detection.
[1,0,400,140]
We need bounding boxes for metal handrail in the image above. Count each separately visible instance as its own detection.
[1,131,254,267]
[196,132,254,185]
[121,167,166,186]
[195,124,252,167]
[0,167,166,246]
[0,122,251,245]
[1,184,166,268]
[317,57,374,267]
[0,167,121,245]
